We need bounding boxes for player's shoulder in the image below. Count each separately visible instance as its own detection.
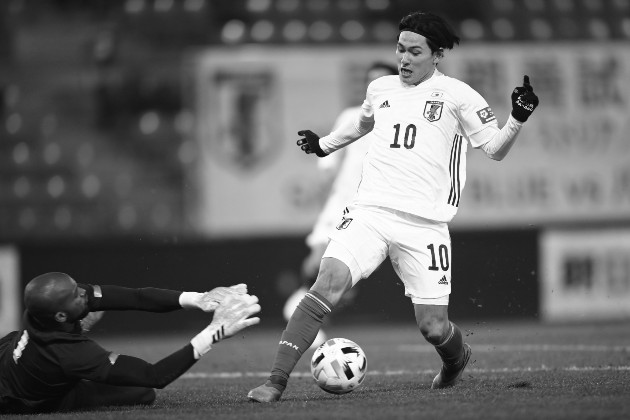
[434,73,485,101]
[435,73,475,91]
[367,75,400,93]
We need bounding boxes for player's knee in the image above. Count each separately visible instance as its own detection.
[311,259,352,305]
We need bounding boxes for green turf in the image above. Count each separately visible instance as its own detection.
[3,320,629,419]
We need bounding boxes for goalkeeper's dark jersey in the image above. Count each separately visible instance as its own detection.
[0,284,184,413]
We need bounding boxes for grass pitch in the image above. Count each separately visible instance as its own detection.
[5,320,629,419]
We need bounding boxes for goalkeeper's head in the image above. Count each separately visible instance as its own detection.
[24,272,90,327]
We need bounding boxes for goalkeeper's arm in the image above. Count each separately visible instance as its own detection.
[83,283,247,313]
[102,294,260,389]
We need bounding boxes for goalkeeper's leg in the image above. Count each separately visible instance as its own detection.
[55,380,155,412]
[247,258,352,403]
[414,304,471,389]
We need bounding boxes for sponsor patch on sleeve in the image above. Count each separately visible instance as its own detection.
[476,107,496,124]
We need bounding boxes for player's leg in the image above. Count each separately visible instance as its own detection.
[389,212,471,388]
[248,257,352,402]
[282,287,328,349]
[414,304,471,388]
[54,380,155,412]
[248,205,388,403]
[283,242,330,349]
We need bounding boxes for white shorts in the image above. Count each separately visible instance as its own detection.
[323,205,451,305]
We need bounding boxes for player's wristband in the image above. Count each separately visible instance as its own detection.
[179,292,203,309]
[190,323,226,359]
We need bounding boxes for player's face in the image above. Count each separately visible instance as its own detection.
[59,281,90,323]
[396,31,438,86]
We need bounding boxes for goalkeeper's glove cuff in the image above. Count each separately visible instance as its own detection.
[179,292,203,310]
[190,323,226,359]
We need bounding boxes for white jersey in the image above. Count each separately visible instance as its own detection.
[307,106,372,247]
[353,71,498,222]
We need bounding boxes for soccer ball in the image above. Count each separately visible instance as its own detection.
[310,338,367,394]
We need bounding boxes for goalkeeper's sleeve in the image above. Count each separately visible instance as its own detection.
[83,284,183,312]
[104,345,197,389]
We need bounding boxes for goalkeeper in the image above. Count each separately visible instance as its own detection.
[0,272,260,414]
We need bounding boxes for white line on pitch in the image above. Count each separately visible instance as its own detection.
[181,365,630,380]
[397,344,630,352]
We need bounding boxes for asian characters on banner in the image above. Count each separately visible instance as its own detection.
[190,45,630,237]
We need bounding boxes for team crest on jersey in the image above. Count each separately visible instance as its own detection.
[423,101,443,122]
[336,217,353,230]
[476,107,496,124]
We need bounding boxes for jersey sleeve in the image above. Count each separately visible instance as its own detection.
[317,107,360,172]
[456,83,500,148]
[56,339,114,382]
[104,344,197,389]
[82,284,182,312]
[362,81,376,119]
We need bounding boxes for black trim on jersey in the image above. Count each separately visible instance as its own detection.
[448,134,463,207]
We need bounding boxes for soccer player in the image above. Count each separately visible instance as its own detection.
[283,61,398,348]
[0,272,261,414]
[248,11,539,402]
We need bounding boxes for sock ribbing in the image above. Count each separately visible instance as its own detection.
[269,291,333,386]
[435,322,464,365]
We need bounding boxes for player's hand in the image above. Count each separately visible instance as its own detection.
[210,294,261,338]
[190,294,261,357]
[510,75,539,123]
[198,284,248,312]
[80,311,104,332]
[297,130,328,157]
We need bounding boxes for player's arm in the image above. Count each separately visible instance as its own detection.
[298,104,375,157]
[83,283,247,313]
[96,294,260,389]
[472,76,539,161]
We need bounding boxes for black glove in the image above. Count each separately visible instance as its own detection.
[297,130,328,157]
[510,75,539,123]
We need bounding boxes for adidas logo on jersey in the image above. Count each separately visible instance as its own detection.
[438,276,449,285]
[379,100,390,109]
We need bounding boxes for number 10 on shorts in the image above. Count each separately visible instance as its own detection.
[427,244,450,271]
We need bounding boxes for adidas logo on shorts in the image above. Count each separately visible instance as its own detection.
[438,276,449,285]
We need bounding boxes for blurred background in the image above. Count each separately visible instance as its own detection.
[1,0,629,334]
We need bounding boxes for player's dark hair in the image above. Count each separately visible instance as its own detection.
[398,11,460,54]
[368,61,398,76]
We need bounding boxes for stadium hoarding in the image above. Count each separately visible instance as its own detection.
[540,229,630,322]
[187,43,629,237]
[0,245,20,335]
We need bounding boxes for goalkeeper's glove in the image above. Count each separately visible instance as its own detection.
[179,284,247,312]
[510,75,539,123]
[190,294,260,358]
[297,130,328,157]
